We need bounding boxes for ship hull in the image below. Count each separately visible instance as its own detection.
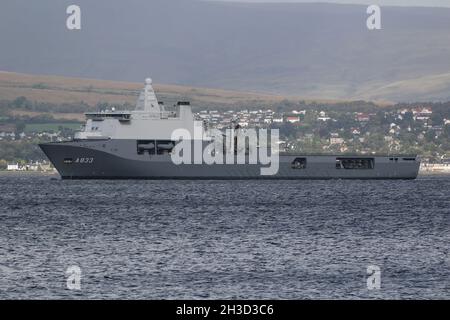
[39,140,420,180]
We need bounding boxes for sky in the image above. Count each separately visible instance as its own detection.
[212,0,450,8]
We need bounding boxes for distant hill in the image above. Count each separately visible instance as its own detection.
[1,0,450,102]
[0,70,366,123]
[0,71,294,107]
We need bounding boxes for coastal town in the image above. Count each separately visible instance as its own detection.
[1,102,450,174]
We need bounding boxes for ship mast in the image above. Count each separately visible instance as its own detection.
[135,78,164,113]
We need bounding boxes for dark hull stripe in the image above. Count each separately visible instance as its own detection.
[40,141,421,180]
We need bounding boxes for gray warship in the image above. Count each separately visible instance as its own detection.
[40,78,420,179]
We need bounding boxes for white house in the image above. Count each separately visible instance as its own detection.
[330,137,345,145]
[317,112,331,121]
[7,164,19,171]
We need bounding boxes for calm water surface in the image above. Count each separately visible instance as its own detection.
[0,173,449,299]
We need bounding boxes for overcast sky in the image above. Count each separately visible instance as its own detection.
[211,0,450,8]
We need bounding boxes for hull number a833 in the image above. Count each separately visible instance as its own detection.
[75,157,94,164]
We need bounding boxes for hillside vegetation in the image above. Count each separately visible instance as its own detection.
[0,71,364,115]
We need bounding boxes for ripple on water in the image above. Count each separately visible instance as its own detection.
[0,174,449,299]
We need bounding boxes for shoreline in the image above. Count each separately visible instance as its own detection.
[1,171,450,178]
[0,171,58,175]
